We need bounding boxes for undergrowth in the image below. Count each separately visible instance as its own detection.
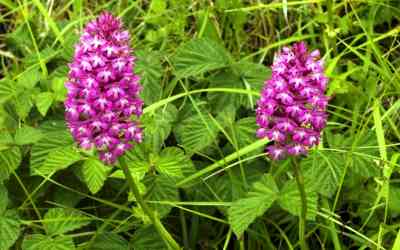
[0,0,400,249]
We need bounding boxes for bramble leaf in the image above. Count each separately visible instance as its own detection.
[22,234,75,250]
[81,158,111,194]
[228,174,279,236]
[0,210,21,250]
[172,38,231,78]
[44,208,91,236]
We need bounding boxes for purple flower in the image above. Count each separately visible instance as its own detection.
[65,12,143,165]
[256,42,329,159]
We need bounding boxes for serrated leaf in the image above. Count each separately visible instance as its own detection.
[111,161,150,181]
[17,67,41,89]
[0,147,21,181]
[81,158,111,194]
[349,133,380,178]
[44,208,90,236]
[143,175,178,218]
[131,226,168,250]
[135,50,163,105]
[326,132,380,178]
[208,62,270,111]
[234,61,271,89]
[111,145,150,181]
[0,210,21,250]
[174,113,219,153]
[228,174,279,236]
[154,147,191,179]
[0,78,16,104]
[32,146,81,176]
[207,72,244,111]
[35,92,54,116]
[15,91,33,119]
[142,104,177,152]
[22,234,75,250]
[301,150,345,197]
[15,126,44,145]
[279,179,318,220]
[90,233,129,250]
[30,131,74,175]
[172,38,231,78]
[227,117,259,149]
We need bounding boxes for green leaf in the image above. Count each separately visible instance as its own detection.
[15,91,33,119]
[206,160,266,202]
[326,132,380,178]
[0,210,21,250]
[0,184,8,214]
[195,9,221,41]
[30,131,74,175]
[174,113,219,153]
[15,126,44,145]
[32,145,81,176]
[349,133,381,178]
[226,117,259,149]
[0,147,21,181]
[17,67,41,89]
[233,61,271,107]
[143,175,178,218]
[90,233,129,250]
[389,185,400,213]
[207,72,245,111]
[144,0,167,24]
[278,179,318,220]
[393,229,400,250]
[81,158,111,194]
[44,208,90,236]
[22,234,75,250]
[111,145,150,181]
[228,174,279,236]
[0,78,16,104]
[6,24,32,55]
[35,92,54,116]
[52,77,67,102]
[111,161,150,181]
[301,150,345,197]
[172,38,231,78]
[0,131,14,147]
[135,50,163,105]
[207,62,270,111]
[131,226,168,250]
[154,147,194,180]
[142,104,177,152]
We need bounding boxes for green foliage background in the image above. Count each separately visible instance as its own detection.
[0,0,400,249]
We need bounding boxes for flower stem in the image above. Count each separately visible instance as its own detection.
[292,158,308,250]
[119,157,181,250]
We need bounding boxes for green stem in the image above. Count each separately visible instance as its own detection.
[179,203,190,249]
[292,158,308,250]
[321,198,342,250]
[119,157,181,250]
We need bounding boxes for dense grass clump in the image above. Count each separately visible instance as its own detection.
[0,1,399,249]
